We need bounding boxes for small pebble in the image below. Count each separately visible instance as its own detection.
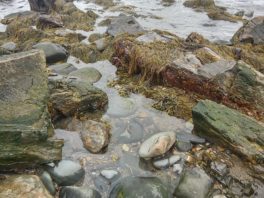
[101,170,119,180]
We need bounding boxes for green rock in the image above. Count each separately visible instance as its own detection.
[192,100,264,163]
[0,50,63,168]
[109,176,169,198]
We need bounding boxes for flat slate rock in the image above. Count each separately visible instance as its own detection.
[0,50,63,168]
[49,63,77,75]
[192,100,264,163]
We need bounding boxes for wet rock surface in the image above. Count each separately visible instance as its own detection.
[232,16,264,44]
[49,78,108,119]
[109,177,169,198]
[46,160,85,186]
[33,42,68,64]
[68,67,102,84]
[49,62,77,75]
[107,14,145,37]
[0,50,63,168]
[0,175,53,198]
[139,132,176,159]
[174,167,213,198]
[60,186,101,198]
[192,100,264,162]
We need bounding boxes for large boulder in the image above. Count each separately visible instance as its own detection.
[232,16,264,44]
[192,100,264,163]
[107,14,145,37]
[0,175,53,198]
[0,50,63,168]
[109,177,169,198]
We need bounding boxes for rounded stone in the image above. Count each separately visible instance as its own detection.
[68,67,102,84]
[59,186,101,198]
[49,63,77,75]
[46,160,85,186]
[40,171,56,195]
[100,170,119,180]
[109,177,169,198]
[153,159,169,169]
[139,132,176,159]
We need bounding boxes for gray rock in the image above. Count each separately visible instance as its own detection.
[232,16,264,44]
[1,42,16,51]
[40,171,56,195]
[100,170,119,180]
[109,177,169,198]
[176,141,193,152]
[192,100,264,162]
[235,10,245,17]
[211,161,228,177]
[59,186,101,198]
[107,14,145,37]
[139,132,176,159]
[174,167,213,198]
[95,38,107,51]
[68,67,102,84]
[33,42,68,64]
[169,155,181,165]
[197,60,236,79]
[113,119,144,144]
[0,175,52,198]
[136,32,169,43]
[245,11,254,18]
[49,63,77,75]
[153,158,169,169]
[0,50,63,168]
[46,160,85,186]
[173,164,183,174]
[176,132,205,144]
[37,14,63,29]
[107,96,136,117]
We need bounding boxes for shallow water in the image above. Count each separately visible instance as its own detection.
[55,57,192,196]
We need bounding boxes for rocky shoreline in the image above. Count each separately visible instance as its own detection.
[0,0,263,197]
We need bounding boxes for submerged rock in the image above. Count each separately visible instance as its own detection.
[49,63,77,75]
[232,16,264,44]
[33,42,68,64]
[107,14,145,37]
[40,171,56,195]
[192,100,264,162]
[0,50,63,168]
[100,170,119,180]
[139,132,176,159]
[68,67,102,84]
[60,186,101,198]
[0,175,52,198]
[174,167,213,198]
[49,79,108,119]
[109,177,169,198]
[46,160,85,186]
[79,120,110,153]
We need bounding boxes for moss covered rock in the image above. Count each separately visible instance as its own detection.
[192,100,264,163]
[0,50,63,168]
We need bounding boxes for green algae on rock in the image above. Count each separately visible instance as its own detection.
[0,50,63,168]
[192,100,264,163]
